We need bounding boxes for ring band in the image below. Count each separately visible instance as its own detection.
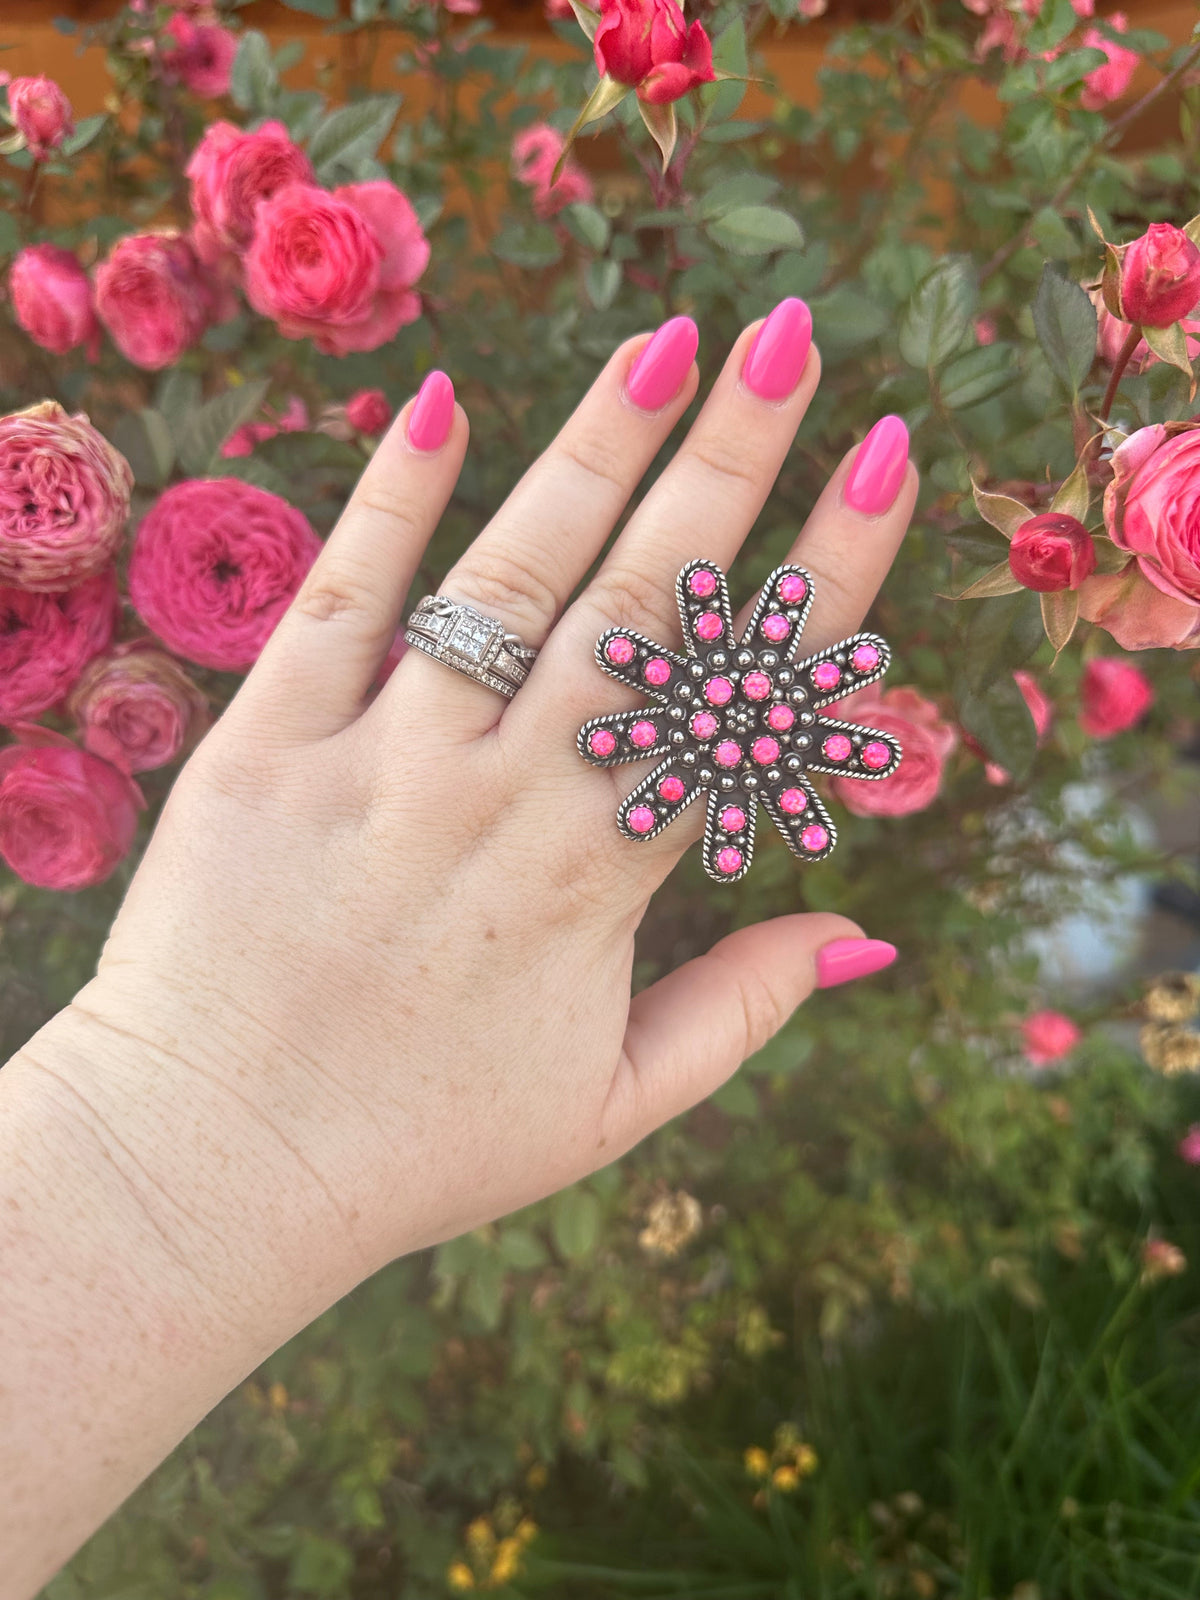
[404,595,538,700]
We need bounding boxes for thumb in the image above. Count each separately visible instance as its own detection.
[600,914,896,1153]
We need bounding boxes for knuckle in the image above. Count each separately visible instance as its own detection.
[355,486,424,542]
[293,560,384,628]
[591,561,675,637]
[687,436,767,492]
[451,549,559,636]
[726,957,791,1056]
[554,431,630,495]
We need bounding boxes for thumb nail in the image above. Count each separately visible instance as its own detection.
[815,938,897,989]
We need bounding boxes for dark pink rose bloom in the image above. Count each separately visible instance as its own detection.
[161,15,238,98]
[94,231,212,370]
[1080,13,1138,109]
[128,478,321,671]
[187,119,314,255]
[1179,1126,1200,1165]
[0,569,120,723]
[0,402,132,591]
[1103,419,1200,606]
[512,124,594,217]
[593,0,715,104]
[7,76,73,158]
[1117,223,1200,328]
[218,395,309,459]
[67,638,210,774]
[1022,1009,1081,1066]
[1078,656,1154,738]
[10,245,100,358]
[344,389,392,435]
[829,685,957,817]
[1078,564,1200,651]
[1008,512,1096,592]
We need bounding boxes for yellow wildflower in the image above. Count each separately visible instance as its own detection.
[794,1443,818,1477]
[466,1517,495,1553]
[490,1537,522,1585]
[772,1465,800,1491]
[447,1562,476,1591]
[526,1463,548,1490]
[267,1382,288,1411]
[514,1518,538,1545]
[743,1446,771,1479]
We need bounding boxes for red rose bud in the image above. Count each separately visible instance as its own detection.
[1118,223,1200,328]
[1008,513,1096,593]
[593,0,715,105]
[7,76,73,159]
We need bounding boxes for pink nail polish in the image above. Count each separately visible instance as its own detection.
[815,938,897,989]
[407,370,455,452]
[626,316,699,412]
[844,415,909,516]
[742,297,813,401]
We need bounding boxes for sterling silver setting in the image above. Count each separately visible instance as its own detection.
[404,595,538,699]
[577,560,903,882]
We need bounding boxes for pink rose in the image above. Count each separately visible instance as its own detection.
[161,15,238,98]
[544,0,575,15]
[512,125,595,217]
[829,686,957,817]
[344,389,392,435]
[67,638,210,774]
[1179,1125,1200,1165]
[1022,1009,1081,1066]
[1090,286,1200,369]
[0,723,144,891]
[1078,656,1154,738]
[1080,14,1138,110]
[1115,223,1200,328]
[9,245,100,359]
[128,478,321,671]
[244,181,428,356]
[1140,1238,1187,1282]
[7,76,73,159]
[218,395,310,459]
[187,119,313,255]
[0,401,132,591]
[94,231,212,370]
[1103,419,1200,606]
[1008,512,1096,592]
[593,0,716,105]
[0,569,120,723]
[1078,563,1200,650]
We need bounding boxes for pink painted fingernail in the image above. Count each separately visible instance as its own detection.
[815,938,897,989]
[626,315,699,412]
[843,415,909,515]
[407,370,455,452]
[742,297,813,401]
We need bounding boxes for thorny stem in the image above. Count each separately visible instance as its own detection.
[1098,322,1143,425]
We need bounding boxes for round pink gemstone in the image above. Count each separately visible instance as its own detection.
[751,735,780,765]
[813,661,842,691]
[743,670,771,700]
[801,823,830,853]
[606,635,635,665]
[630,720,658,748]
[627,806,656,834]
[779,787,807,815]
[658,775,686,803]
[644,656,672,686]
[852,642,881,673]
[767,704,795,732]
[822,733,852,762]
[588,728,617,758]
[689,568,718,598]
[705,676,734,706]
[691,710,718,739]
[695,611,723,641]
[720,805,746,832]
[714,739,742,768]
[761,613,790,642]
[778,573,807,603]
[862,740,891,770]
[715,846,743,875]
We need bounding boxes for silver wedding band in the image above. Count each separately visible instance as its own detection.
[404,595,538,700]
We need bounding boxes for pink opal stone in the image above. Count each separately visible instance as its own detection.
[714,739,742,768]
[778,573,807,603]
[588,728,617,758]
[630,720,658,748]
[743,670,771,700]
[606,635,635,665]
[767,704,795,732]
[689,568,717,597]
[761,613,790,642]
[851,642,880,673]
[813,661,842,691]
[779,787,807,815]
[801,823,830,852]
[659,775,686,802]
[862,740,891,770]
[720,805,746,832]
[644,656,671,686]
[751,735,780,765]
[691,710,718,739]
[695,611,723,641]
[705,676,734,706]
[822,733,852,762]
[627,805,656,834]
[715,846,743,875]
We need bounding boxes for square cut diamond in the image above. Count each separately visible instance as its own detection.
[446,609,498,664]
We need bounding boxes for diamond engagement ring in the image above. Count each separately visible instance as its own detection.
[404,595,539,699]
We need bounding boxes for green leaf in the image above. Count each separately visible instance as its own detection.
[700,16,748,123]
[492,221,562,270]
[214,455,291,498]
[1030,205,1078,261]
[60,113,106,157]
[951,560,1024,600]
[229,31,277,115]
[585,257,621,309]
[638,98,677,173]
[972,482,1032,539]
[567,0,601,41]
[462,1253,506,1329]
[560,201,610,253]
[1050,456,1090,522]
[278,0,339,14]
[309,96,401,180]
[698,174,779,218]
[806,282,887,352]
[178,380,270,478]
[706,205,803,256]
[1142,320,1193,378]
[1183,213,1200,249]
[959,592,1045,693]
[289,1535,354,1597]
[156,369,202,447]
[1026,0,1080,53]
[946,525,1012,567]
[498,1228,549,1270]
[899,258,977,370]
[1091,535,1132,575]
[1031,264,1097,396]
[711,1072,758,1118]
[1041,588,1079,656]
[0,210,21,258]
[939,345,1018,410]
[110,409,174,489]
[958,678,1039,783]
[552,1187,600,1262]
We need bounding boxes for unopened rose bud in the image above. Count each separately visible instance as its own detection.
[7,76,74,159]
[1117,223,1200,328]
[1008,513,1096,592]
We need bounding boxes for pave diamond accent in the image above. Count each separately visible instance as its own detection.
[446,610,500,664]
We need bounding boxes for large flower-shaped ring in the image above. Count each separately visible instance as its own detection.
[577,560,902,882]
